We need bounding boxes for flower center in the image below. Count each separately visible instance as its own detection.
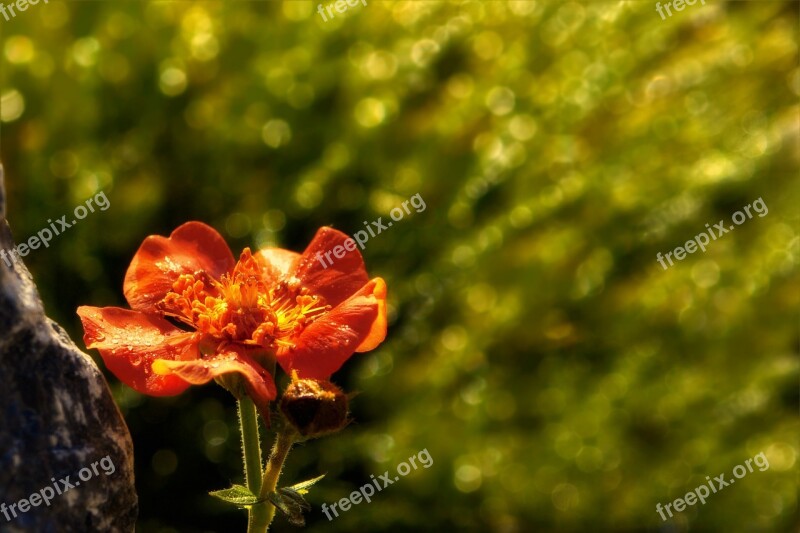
[158,248,329,350]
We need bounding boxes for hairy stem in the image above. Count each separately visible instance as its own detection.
[259,428,297,530]
[238,398,267,533]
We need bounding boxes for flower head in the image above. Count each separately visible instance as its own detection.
[78,222,387,417]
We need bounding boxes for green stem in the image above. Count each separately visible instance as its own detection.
[258,428,297,530]
[238,398,267,533]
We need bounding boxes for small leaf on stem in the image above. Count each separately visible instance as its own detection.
[267,491,307,526]
[209,484,260,507]
[287,474,326,495]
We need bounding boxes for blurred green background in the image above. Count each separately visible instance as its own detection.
[1,1,798,531]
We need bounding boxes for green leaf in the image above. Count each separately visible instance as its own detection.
[209,484,260,508]
[262,475,324,526]
[267,491,307,527]
[278,488,312,511]
[286,473,326,495]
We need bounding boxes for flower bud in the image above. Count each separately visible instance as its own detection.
[280,379,348,438]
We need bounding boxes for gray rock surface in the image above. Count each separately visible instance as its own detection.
[0,165,137,532]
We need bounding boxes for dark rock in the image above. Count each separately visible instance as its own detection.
[0,165,137,532]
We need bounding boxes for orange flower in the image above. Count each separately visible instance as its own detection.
[78,222,387,416]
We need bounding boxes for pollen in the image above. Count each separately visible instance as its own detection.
[158,248,329,350]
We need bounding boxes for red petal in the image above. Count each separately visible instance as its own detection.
[277,277,388,380]
[152,346,277,412]
[255,248,300,285]
[355,277,388,352]
[77,306,201,396]
[123,221,235,312]
[291,227,369,307]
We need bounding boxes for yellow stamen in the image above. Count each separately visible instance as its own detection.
[158,248,329,350]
